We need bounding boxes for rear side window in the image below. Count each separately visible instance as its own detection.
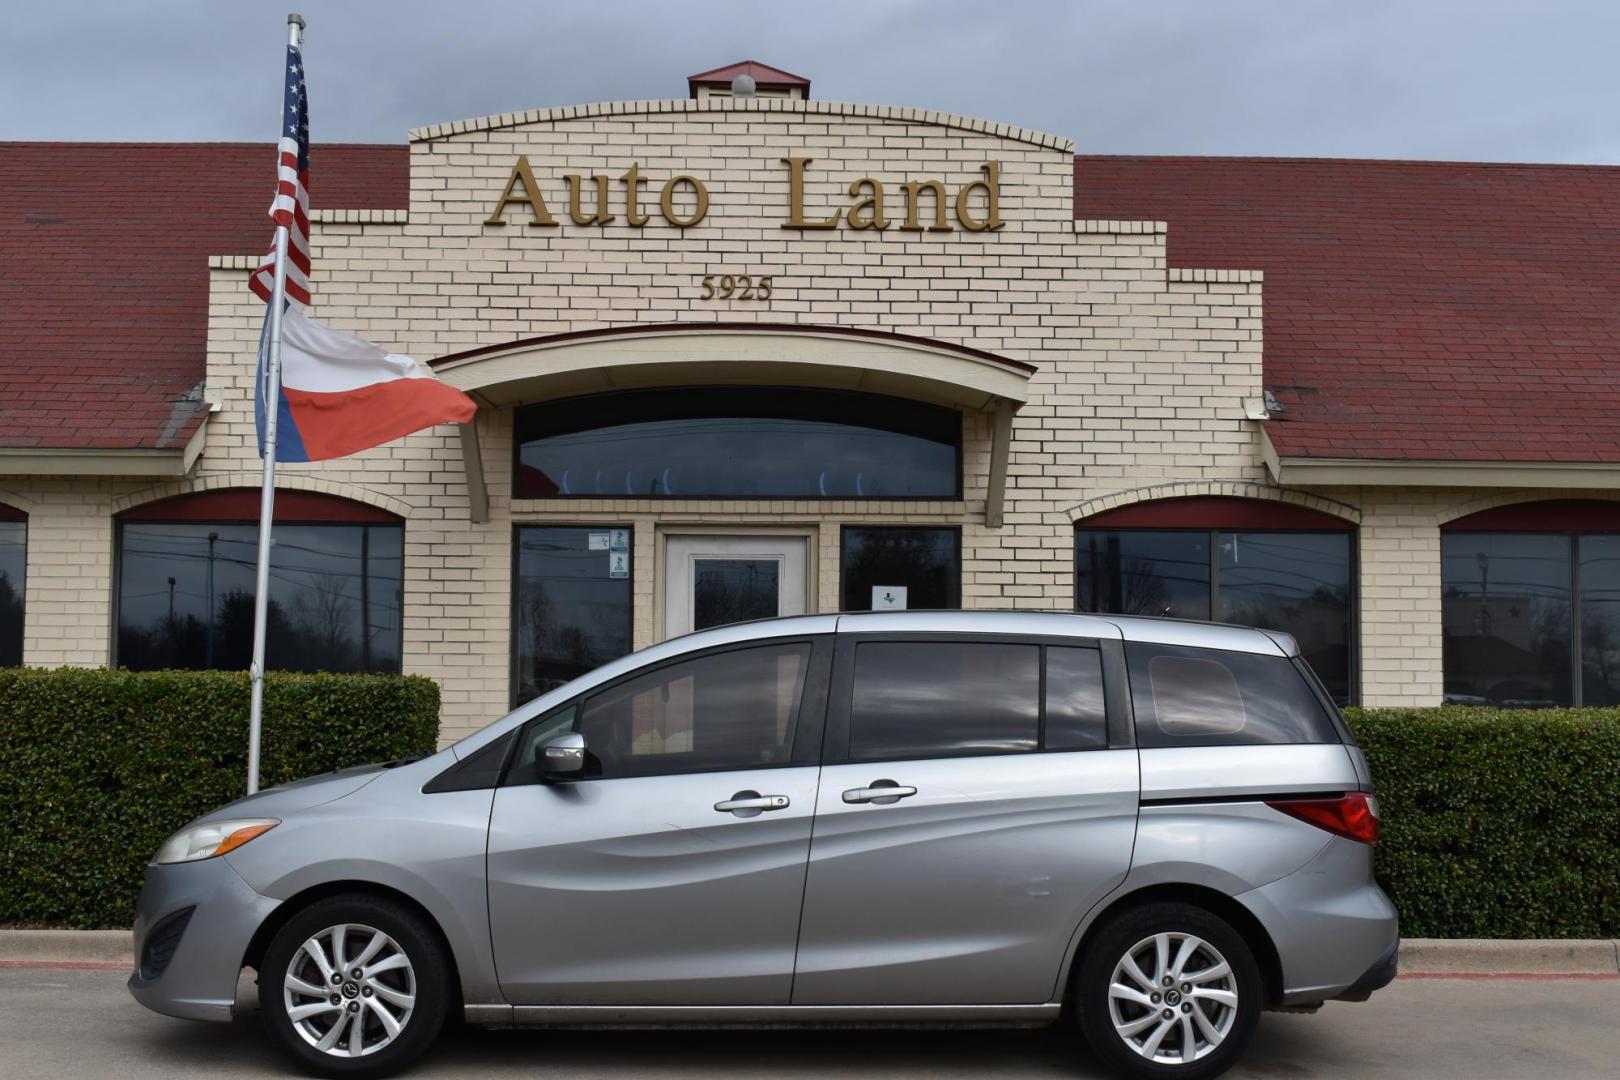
[1126,642,1340,748]
[849,641,1039,761]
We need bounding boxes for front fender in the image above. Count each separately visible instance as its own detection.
[225,785,500,1005]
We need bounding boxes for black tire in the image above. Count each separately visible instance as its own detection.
[259,893,451,1079]
[1075,902,1263,1080]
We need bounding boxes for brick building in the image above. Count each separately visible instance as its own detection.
[4,64,1620,741]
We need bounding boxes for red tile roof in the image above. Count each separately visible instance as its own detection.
[0,142,406,450]
[687,61,810,97]
[1076,156,1620,462]
[5,143,1618,464]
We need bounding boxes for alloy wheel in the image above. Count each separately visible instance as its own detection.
[282,922,417,1058]
[1107,931,1238,1065]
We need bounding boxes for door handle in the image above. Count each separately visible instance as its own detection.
[714,790,790,817]
[842,781,918,806]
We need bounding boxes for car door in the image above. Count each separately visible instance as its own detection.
[793,633,1139,1005]
[486,635,831,1005]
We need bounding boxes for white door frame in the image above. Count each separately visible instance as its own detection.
[658,527,816,640]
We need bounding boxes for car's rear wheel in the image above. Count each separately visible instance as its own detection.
[1075,902,1262,1080]
[260,894,450,1078]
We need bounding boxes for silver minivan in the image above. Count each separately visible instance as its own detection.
[129,611,1398,1079]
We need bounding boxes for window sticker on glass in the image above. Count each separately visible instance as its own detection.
[588,532,610,551]
[608,551,630,579]
[609,528,630,552]
[871,585,908,610]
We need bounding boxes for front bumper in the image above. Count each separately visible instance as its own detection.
[127,856,281,1022]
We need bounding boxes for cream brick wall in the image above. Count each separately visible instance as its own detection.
[0,99,1568,739]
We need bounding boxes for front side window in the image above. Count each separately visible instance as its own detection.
[514,388,961,499]
[1126,642,1340,748]
[563,642,813,780]
[116,520,402,673]
[0,511,24,667]
[849,641,1040,761]
[513,526,634,705]
[1078,528,1354,705]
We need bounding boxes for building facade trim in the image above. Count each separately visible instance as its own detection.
[1064,481,1362,526]
[432,324,1034,411]
[1262,428,1620,483]
[1431,489,1620,529]
[406,96,1075,153]
[0,421,206,477]
[109,472,415,521]
[0,489,36,516]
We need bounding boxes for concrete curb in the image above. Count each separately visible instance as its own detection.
[0,930,132,965]
[1,930,1618,975]
[1400,938,1620,975]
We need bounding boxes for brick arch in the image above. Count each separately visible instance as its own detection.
[1064,481,1360,525]
[110,473,413,520]
[1433,489,1620,529]
[0,488,34,517]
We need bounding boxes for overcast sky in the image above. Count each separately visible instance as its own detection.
[5,0,1617,162]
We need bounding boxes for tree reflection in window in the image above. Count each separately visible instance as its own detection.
[115,523,402,674]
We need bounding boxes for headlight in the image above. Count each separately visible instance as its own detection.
[154,818,279,865]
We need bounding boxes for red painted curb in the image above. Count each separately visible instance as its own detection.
[1399,972,1620,981]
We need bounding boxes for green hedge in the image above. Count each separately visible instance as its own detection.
[1345,707,1620,938]
[0,668,439,929]
[3,672,1612,937]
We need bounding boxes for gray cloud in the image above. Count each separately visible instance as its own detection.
[4,0,1616,162]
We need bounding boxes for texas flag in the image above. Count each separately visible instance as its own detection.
[250,36,474,462]
[256,308,477,462]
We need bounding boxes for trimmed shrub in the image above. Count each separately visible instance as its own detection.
[1345,707,1620,939]
[0,667,439,929]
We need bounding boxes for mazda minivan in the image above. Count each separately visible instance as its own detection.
[129,611,1397,1079]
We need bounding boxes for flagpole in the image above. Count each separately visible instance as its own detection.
[247,11,305,796]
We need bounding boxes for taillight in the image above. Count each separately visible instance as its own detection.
[1266,792,1380,845]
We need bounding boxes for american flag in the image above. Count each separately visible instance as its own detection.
[248,41,311,306]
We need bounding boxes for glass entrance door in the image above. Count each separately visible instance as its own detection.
[664,534,809,638]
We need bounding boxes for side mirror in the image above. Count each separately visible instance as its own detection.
[538,731,586,779]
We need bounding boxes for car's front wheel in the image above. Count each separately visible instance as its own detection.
[1075,901,1262,1080]
[259,893,451,1078]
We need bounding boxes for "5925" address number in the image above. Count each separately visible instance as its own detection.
[699,274,773,301]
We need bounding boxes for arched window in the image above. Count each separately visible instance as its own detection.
[0,502,24,667]
[513,388,961,499]
[1075,497,1356,704]
[1442,499,1620,707]
[114,490,403,675]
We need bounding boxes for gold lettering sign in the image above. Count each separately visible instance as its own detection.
[485,158,1007,233]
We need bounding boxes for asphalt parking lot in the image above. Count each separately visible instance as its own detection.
[1,967,1616,1079]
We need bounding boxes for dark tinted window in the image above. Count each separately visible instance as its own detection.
[575,642,812,779]
[1045,646,1108,750]
[514,388,960,499]
[0,518,22,667]
[1442,533,1573,706]
[1217,532,1353,706]
[1078,528,1354,705]
[423,731,515,793]
[116,522,402,673]
[841,526,961,611]
[1581,536,1620,705]
[513,526,633,705]
[849,642,1038,761]
[1077,531,1210,620]
[1126,642,1340,747]
[694,559,778,630]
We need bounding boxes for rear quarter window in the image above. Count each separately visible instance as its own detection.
[1126,642,1341,748]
